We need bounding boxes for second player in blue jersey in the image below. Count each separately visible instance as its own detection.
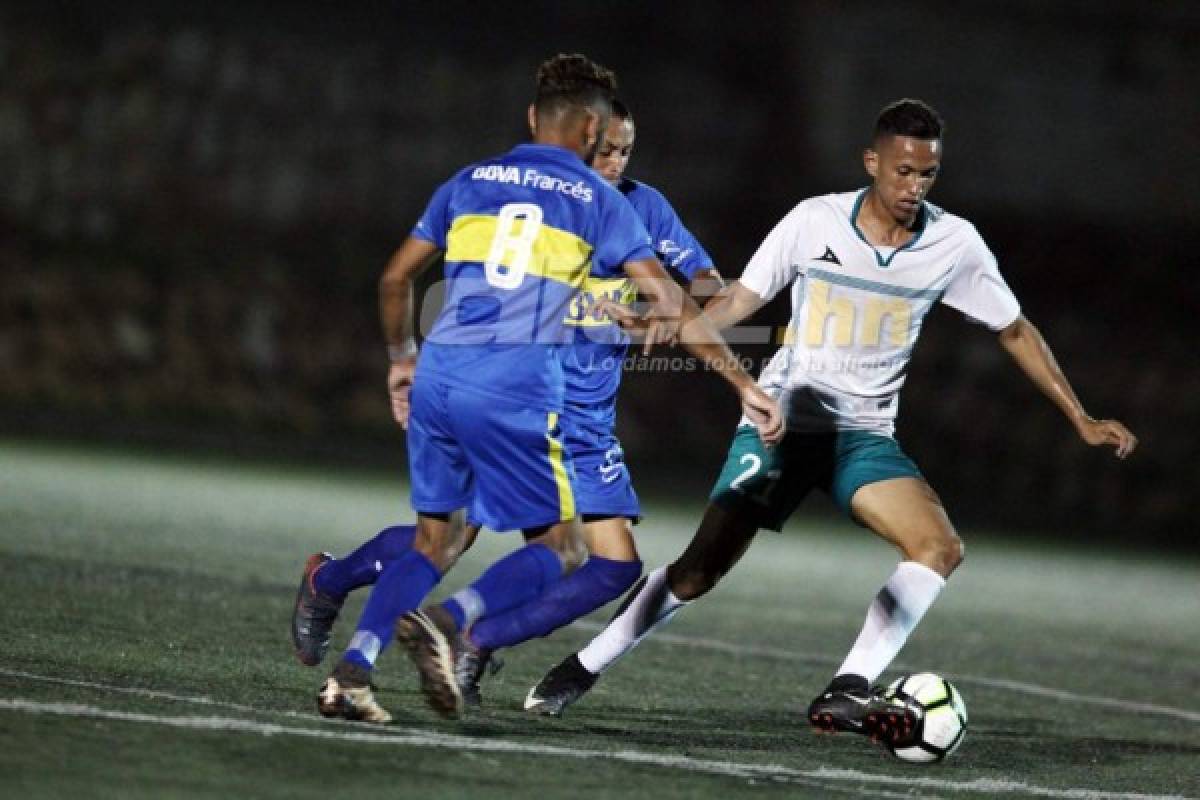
[457,100,726,703]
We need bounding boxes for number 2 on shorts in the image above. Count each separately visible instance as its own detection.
[730,453,778,504]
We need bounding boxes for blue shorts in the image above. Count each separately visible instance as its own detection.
[408,377,577,532]
[562,416,640,521]
[709,426,923,531]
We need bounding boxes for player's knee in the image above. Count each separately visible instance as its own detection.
[948,534,965,572]
[911,530,963,577]
[413,514,471,572]
[534,523,588,573]
[665,562,719,601]
[558,537,589,573]
[412,534,461,573]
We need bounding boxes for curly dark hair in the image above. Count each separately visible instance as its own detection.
[534,53,617,116]
[874,98,945,142]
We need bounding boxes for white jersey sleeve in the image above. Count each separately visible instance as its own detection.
[737,202,807,304]
[940,225,1021,331]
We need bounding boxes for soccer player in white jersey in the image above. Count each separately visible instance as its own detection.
[525,99,1138,747]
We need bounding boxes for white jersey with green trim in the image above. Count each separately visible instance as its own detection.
[738,189,1020,436]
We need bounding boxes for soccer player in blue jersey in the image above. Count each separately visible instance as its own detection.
[308,54,780,722]
[441,99,726,704]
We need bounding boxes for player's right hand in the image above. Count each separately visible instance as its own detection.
[1075,415,1138,459]
[596,298,679,353]
[387,357,417,429]
[740,385,784,446]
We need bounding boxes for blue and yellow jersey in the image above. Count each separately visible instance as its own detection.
[563,177,715,430]
[412,144,654,408]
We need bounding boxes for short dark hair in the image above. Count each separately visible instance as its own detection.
[610,98,632,123]
[873,98,944,142]
[534,53,617,117]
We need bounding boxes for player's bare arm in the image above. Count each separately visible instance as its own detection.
[996,315,1137,458]
[597,278,756,341]
[688,267,725,303]
[597,266,727,344]
[380,235,442,428]
[612,255,686,353]
[623,257,783,444]
[699,280,765,331]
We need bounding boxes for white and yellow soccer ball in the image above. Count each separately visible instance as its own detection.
[882,672,968,763]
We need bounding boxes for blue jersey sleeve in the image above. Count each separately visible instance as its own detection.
[592,190,655,279]
[638,185,714,280]
[411,175,458,249]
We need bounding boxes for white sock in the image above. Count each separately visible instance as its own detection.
[835,561,946,684]
[578,566,686,675]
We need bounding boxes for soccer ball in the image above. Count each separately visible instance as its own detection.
[882,672,968,763]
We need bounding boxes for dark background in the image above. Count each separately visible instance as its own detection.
[1,1,1195,546]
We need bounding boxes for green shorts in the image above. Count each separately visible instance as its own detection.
[709,426,923,531]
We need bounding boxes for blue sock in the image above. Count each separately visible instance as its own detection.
[314,525,416,599]
[471,556,642,650]
[343,549,440,670]
[441,542,563,631]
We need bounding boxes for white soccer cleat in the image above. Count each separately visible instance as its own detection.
[316,675,392,724]
[395,608,464,719]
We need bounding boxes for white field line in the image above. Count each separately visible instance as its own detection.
[2,696,1192,800]
[569,622,1200,725]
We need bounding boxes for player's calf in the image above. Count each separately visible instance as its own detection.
[663,502,760,601]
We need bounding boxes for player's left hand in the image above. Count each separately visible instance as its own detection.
[1075,415,1138,459]
[388,357,417,429]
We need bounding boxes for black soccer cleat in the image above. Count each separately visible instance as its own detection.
[455,635,502,709]
[524,654,598,717]
[291,552,345,667]
[395,606,463,719]
[862,694,922,748]
[807,686,920,748]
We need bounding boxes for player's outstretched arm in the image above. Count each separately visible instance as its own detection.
[623,257,783,444]
[687,267,726,306]
[996,315,1138,459]
[380,236,442,429]
[600,278,762,338]
[597,268,730,344]
[699,281,766,331]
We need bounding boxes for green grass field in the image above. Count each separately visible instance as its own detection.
[1,439,1197,799]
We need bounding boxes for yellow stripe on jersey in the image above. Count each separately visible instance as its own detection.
[446,214,592,288]
[563,275,638,328]
[546,412,575,521]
